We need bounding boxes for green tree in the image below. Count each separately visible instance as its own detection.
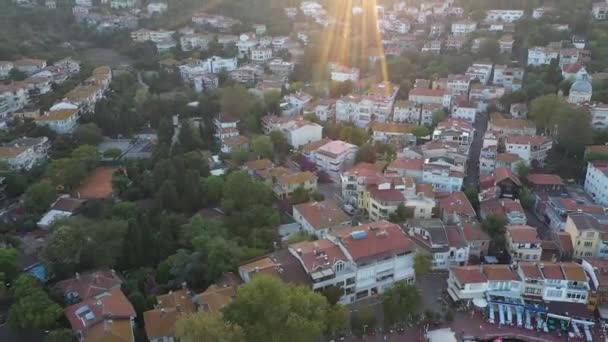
[111,202,138,220]
[519,187,535,210]
[412,125,430,138]
[251,135,274,159]
[383,282,422,326]
[325,304,349,336]
[224,275,328,342]
[178,121,204,152]
[290,186,310,205]
[176,312,245,342]
[516,163,530,179]
[269,130,290,159]
[464,186,480,210]
[355,143,376,163]
[45,329,76,342]
[351,306,377,337]
[103,148,123,160]
[482,214,508,253]
[8,275,62,329]
[414,251,432,277]
[74,123,103,145]
[432,110,446,126]
[220,85,255,119]
[478,38,500,62]
[46,158,87,190]
[24,180,57,215]
[0,248,20,283]
[201,176,224,206]
[320,285,343,306]
[71,145,100,170]
[230,148,250,165]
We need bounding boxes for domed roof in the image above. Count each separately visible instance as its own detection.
[570,79,592,94]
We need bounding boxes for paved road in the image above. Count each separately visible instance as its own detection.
[464,111,489,189]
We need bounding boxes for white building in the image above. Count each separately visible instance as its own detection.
[465,63,493,85]
[329,221,416,302]
[485,9,524,22]
[35,106,80,134]
[292,200,351,239]
[130,29,175,44]
[285,121,323,148]
[267,59,294,76]
[0,61,14,80]
[393,101,421,124]
[451,20,477,36]
[110,0,136,9]
[422,163,464,193]
[591,104,608,130]
[585,161,608,206]
[593,2,608,20]
[0,136,49,170]
[505,135,552,166]
[527,47,559,66]
[330,64,360,82]
[447,264,521,303]
[451,99,478,123]
[432,118,474,147]
[0,84,29,117]
[147,2,168,14]
[180,34,212,51]
[506,225,542,262]
[407,219,469,270]
[568,79,592,105]
[312,140,358,182]
[446,74,471,95]
[251,47,273,64]
[408,88,445,106]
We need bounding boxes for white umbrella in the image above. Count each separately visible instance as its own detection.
[473,297,488,308]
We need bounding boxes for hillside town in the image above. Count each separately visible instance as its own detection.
[4,0,608,341]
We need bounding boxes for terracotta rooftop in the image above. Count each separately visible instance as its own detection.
[483,265,520,281]
[561,262,587,282]
[460,219,490,242]
[143,309,180,340]
[496,152,521,163]
[451,266,486,284]
[556,232,573,253]
[156,289,195,312]
[527,173,564,186]
[54,269,123,300]
[194,285,236,313]
[293,199,351,230]
[519,262,543,279]
[289,239,347,273]
[540,263,565,280]
[244,158,274,171]
[334,220,415,263]
[345,162,385,177]
[416,183,435,198]
[35,108,79,122]
[85,319,133,342]
[368,187,405,202]
[277,171,317,185]
[439,192,476,218]
[387,158,424,171]
[65,288,135,332]
[494,167,522,186]
[507,225,540,244]
[371,122,416,134]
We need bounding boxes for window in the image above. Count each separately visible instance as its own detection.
[335,261,345,273]
[584,241,593,247]
[546,289,562,298]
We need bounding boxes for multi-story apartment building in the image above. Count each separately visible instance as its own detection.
[447,264,521,303]
[329,221,416,301]
[312,140,358,182]
[466,63,493,85]
[432,118,474,146]
[585,161,608,206]
[272,171,318,199]
[451,20,477,36]
[485,9,524,22]
[590,104,608,130]
[284,121,323,148]
[340,162,386,207]
[393,100,420,124]
[0,136,50,170]
[292,200,351,239]
[527,47,559,66]
[505,135,552,166]
[250,47,273,64]
[0,61,14,80]
[451,99,477,123]
[0,84,29,117]
[407,219,469,270]
[422,163,464,193]
[565,213,608,259]
[35,106,80,134]
[180,34,212,51]
[330,64,360,82]
[518,262,590,304]
[506,225,542,262]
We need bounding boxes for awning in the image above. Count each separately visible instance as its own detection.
[473,297,488,308]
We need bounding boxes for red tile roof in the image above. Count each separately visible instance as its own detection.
[451,266,486,284]
[527,174,564,186]
[494,167,522,186]
[387,158,424,171]
[65,288,135,332]
[439,192,476,218]
[289,239,348,273]
[557,232,573,253]
[540,263,564,280]
[519,262,543,279]
[293,200,351,230]
[460,219,490,242]
[446,225,466,248]
[508,225,540,244]
[483,265,520,281]
[345,162,386,177]
[54,270,123,300]
[334,221,415,263]
[561,262,587,282]
[368,187,405,202]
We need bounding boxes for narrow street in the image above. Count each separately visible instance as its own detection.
[464,111,489,189]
